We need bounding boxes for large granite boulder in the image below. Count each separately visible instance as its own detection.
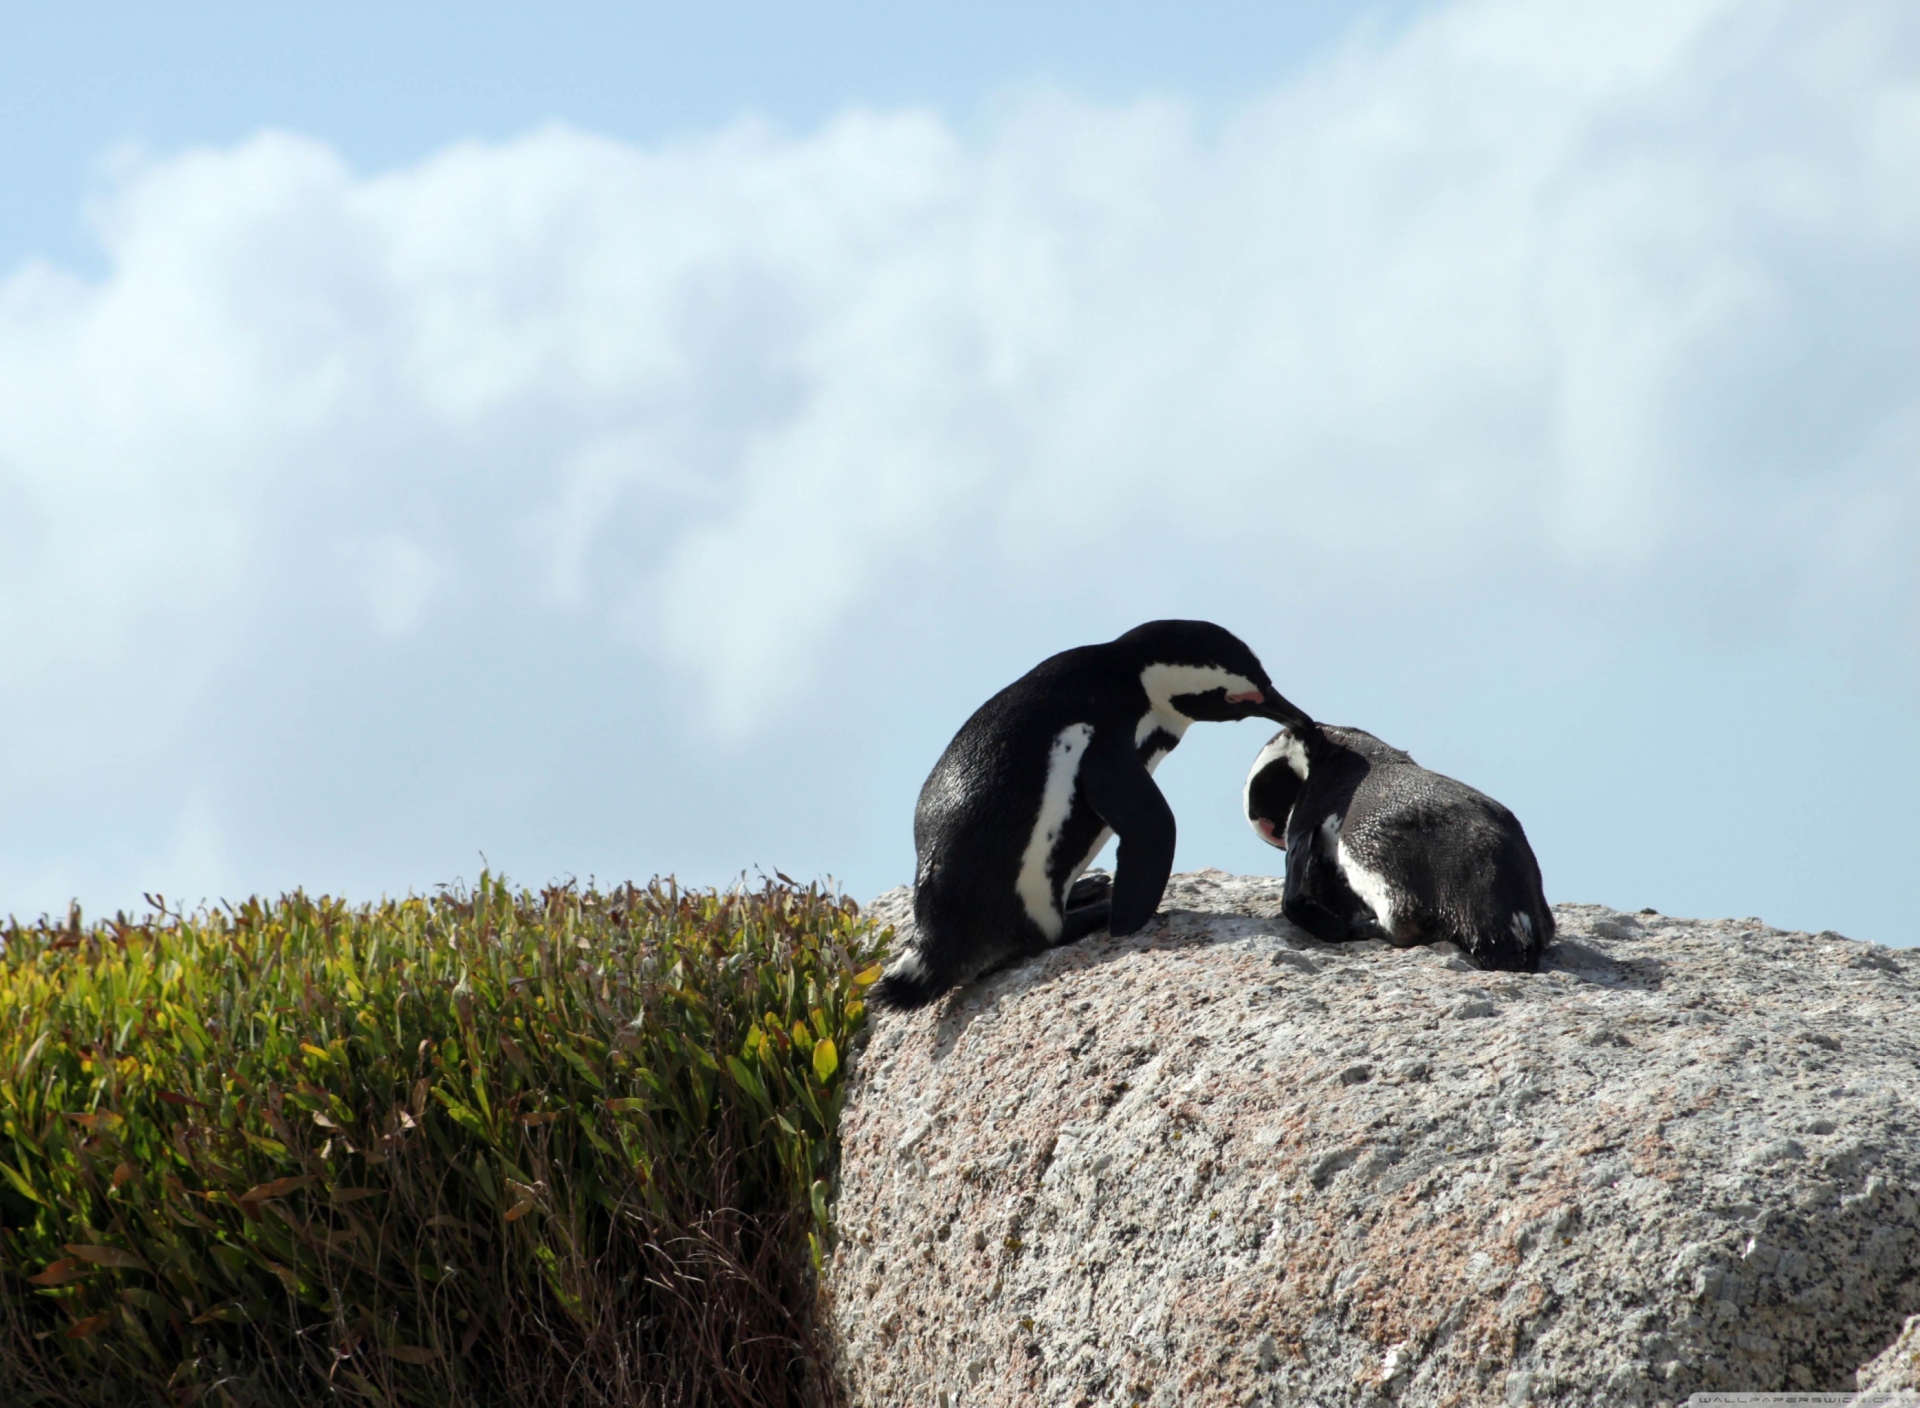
[824,871,1920,1407]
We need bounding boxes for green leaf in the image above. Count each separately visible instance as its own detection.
[432,1089,490,1137]
[0,1160,45,1206]
[725,1055,768,1107]
[62,1243,150,1272]
[558,1045,605,1090]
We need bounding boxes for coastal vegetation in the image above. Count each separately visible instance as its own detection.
[0,874,884,1407]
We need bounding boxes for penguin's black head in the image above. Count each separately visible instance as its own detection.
[1115,619,1313,728]
[1244,727,1309,848]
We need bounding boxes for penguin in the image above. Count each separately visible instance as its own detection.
[873,620,1312,1010]
[1243,722,1552,972]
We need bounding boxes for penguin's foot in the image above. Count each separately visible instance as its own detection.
[1066,870,1113,909]
[1058,898,1113,945]
[1349,914,1396,944]
[1283,895,1353,945]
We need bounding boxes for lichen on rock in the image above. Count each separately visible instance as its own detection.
[824,871,1920,1407]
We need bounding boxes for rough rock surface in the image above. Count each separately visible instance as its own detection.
[824,871,1920,1407]
[1855,1313,1920,1394]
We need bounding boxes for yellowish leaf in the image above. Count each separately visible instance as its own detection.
[502,1178,542,1223]
[812,1038,838,1084]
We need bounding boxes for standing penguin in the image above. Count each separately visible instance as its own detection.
[1244,723,1553,972]
[873,620,1311,1010]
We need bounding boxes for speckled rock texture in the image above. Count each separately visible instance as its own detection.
[1855,1314,1920,1395]
[823,871,1920,1408]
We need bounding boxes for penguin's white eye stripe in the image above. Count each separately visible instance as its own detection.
[1139,663,1258,719]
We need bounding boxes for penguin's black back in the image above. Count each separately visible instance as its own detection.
[881,645,1141,1007]
[913,647,1132,898]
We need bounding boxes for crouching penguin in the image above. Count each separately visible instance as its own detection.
[1244,723,1552,972]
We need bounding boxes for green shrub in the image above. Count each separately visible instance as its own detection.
[0,874,887,1407]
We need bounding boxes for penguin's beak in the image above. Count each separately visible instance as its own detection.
[1252,691,1313,729]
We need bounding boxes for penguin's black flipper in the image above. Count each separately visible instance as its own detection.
[1283,826,1363,944]
[1079,736,1176,936]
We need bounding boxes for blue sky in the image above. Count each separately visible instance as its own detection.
[2,0,1917,947]
[1,2,1402,271]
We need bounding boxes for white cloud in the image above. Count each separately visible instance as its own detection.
[0,0,1916,930]
[342,531,452,638]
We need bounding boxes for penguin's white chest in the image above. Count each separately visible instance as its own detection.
[1015,723,1094,939]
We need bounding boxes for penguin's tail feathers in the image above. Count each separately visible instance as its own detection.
[1506,909,1544,971]
[1517,900,1555,964]
[1477,903,1553,973]
[1450,891,1553,973]
[869,948,948,1011]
